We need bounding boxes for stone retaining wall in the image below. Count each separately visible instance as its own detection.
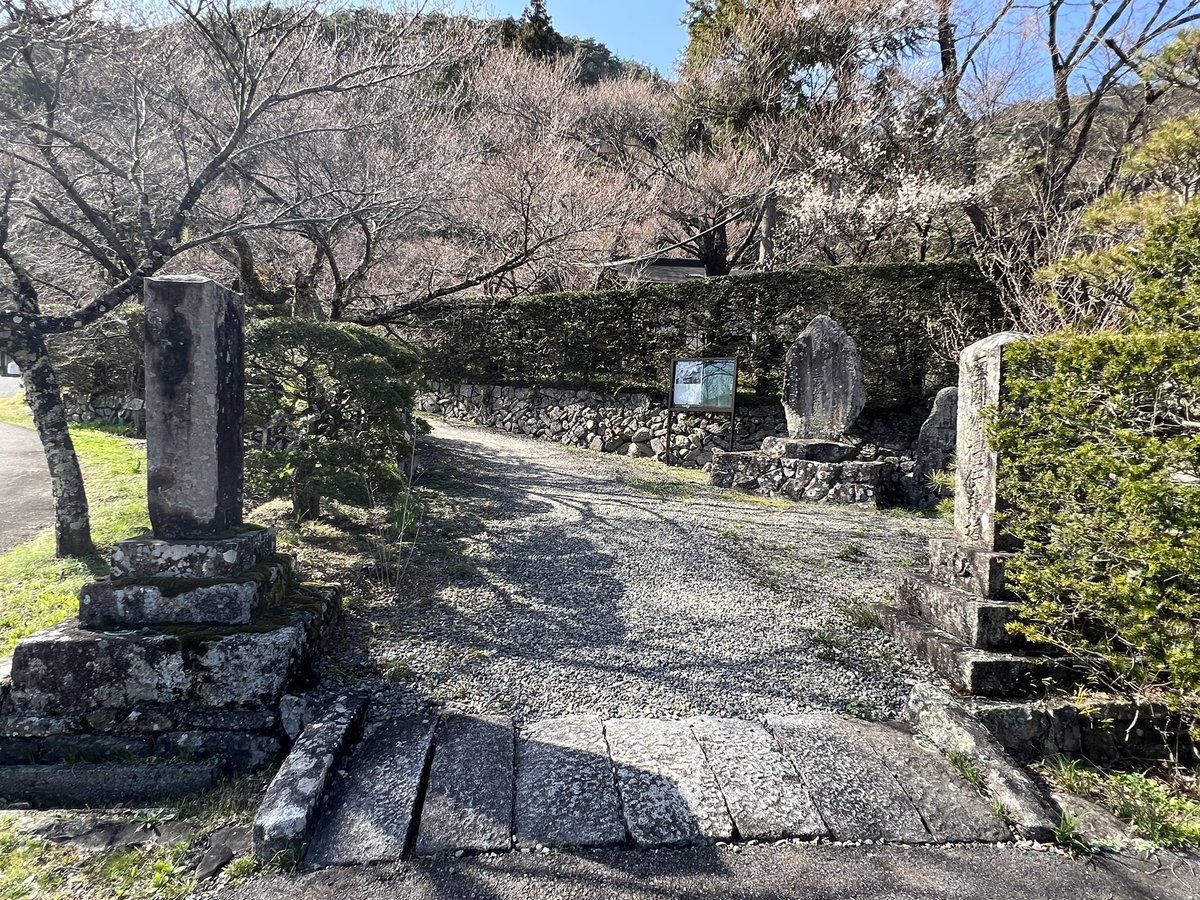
[417,381,934,504]
[65,394,145,432]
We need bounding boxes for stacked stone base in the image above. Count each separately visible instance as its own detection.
[0,527,341,807]
[877,538,1054,698]
[710,438,886,507]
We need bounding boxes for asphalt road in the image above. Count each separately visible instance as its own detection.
[223,841,1200,900]
[0,380,53,554]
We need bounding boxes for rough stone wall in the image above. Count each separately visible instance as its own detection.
[417,381,933,503]
[65,395,145,433]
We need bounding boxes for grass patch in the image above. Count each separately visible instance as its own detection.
[0,773,266,898]
[947,750,988,796]
[841,598,880,628]
[1037,755,1200,850]
[0,394,148,655]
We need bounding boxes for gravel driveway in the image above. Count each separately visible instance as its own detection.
[332,420,949,722]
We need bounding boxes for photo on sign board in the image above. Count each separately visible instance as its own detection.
[672,359,735,410]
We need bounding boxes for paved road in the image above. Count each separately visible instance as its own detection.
[0,382,53,554]
[226,841,1200,900]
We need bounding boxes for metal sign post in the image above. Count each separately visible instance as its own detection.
[666,357,739,466]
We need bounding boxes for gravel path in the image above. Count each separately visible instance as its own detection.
[346,420,949,722]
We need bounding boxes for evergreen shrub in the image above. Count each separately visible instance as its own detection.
[993,332,1200,721]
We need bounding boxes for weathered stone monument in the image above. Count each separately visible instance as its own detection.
[912,385,958,508]
[0,276,341,806]
[710,315,885,506]
[781,314,866,441]
[877,333,1040,695]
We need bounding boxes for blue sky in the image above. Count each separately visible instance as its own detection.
[472,0,691,75]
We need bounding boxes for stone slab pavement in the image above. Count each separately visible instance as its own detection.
[225,841,1200,900]
[0,404,54,554]
[302,709,1017,873]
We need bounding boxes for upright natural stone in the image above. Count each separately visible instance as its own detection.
[782,315,866,440]
[953,332,1027,550]
[144,276,245,539]
[913,386,958,506]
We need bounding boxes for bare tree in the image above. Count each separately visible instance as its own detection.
[936,0,1200,301]
[0,0,474,555]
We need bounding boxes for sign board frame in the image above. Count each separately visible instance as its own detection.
[665,356,739,464]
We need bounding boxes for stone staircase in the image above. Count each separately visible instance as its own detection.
[296,709,1012,868]
[876,537,1054,699]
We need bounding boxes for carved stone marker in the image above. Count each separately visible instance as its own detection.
[144,275,245,539]
[912,386,958,507]
[782,315,866,440]
[953,332,1027,551]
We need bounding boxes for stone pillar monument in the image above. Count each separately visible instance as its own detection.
[0,276,342,804]
[144,276,245,539]
[877,332,1041,697]
[77,277,279,626]
[953,332,1026,551]
[709,315,885,506]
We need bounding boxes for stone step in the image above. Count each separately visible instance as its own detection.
[894,572,1022,650]
[79,557,292,628]
[514,715,625,850]
[8,587,339,716]
[689,716,824,841]
[855,719,1011,843]
[305,714,436,868]
[926,538,1011,599]
[0,762,219,808]
[415,713,514,856]
[254,695,368,861]
[283,711,1021,866]
[875,604,1047,698]
[111,527,277,580]
[605,717,734,848]
[767,712,929,843]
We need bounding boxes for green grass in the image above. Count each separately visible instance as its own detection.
[0,774,264,898]
[1037,755,1200,850]
[947,750,988,796]
[0,393,148,655]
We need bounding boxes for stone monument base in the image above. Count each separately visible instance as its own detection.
[875,538,1061,698]
[0,527,342,806]
[710,444,885,507]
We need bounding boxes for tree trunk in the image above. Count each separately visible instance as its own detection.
[291,456,321,520]
[699,223,732,276]
[9,331,93,556]
[758,191,777,267]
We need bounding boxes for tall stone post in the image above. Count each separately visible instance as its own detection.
[953,332,1028,552]
[879,331,1040,699]
[144,275,245,539]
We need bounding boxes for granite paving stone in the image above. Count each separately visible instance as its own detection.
[305,715,435,868]
[606,718,734,848]
[689,716,825,841]
[768,711,930,843]
[858,719,1012,844]
[415,713,514,856]
[514,715,625,850]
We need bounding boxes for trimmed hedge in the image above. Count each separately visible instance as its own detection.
[413,262,1001,408]
[992,332,1200,721]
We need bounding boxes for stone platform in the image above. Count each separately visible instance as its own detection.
[709,449,885,507]
[0,528,341,805]
[289,710,1012,867]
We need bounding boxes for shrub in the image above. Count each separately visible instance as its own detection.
[245,318,422,519]
[410,262,1000,407]
[992,332,1200,723]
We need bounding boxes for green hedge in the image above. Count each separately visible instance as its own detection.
[992,332,1200,720]
[413,263,1001,408]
